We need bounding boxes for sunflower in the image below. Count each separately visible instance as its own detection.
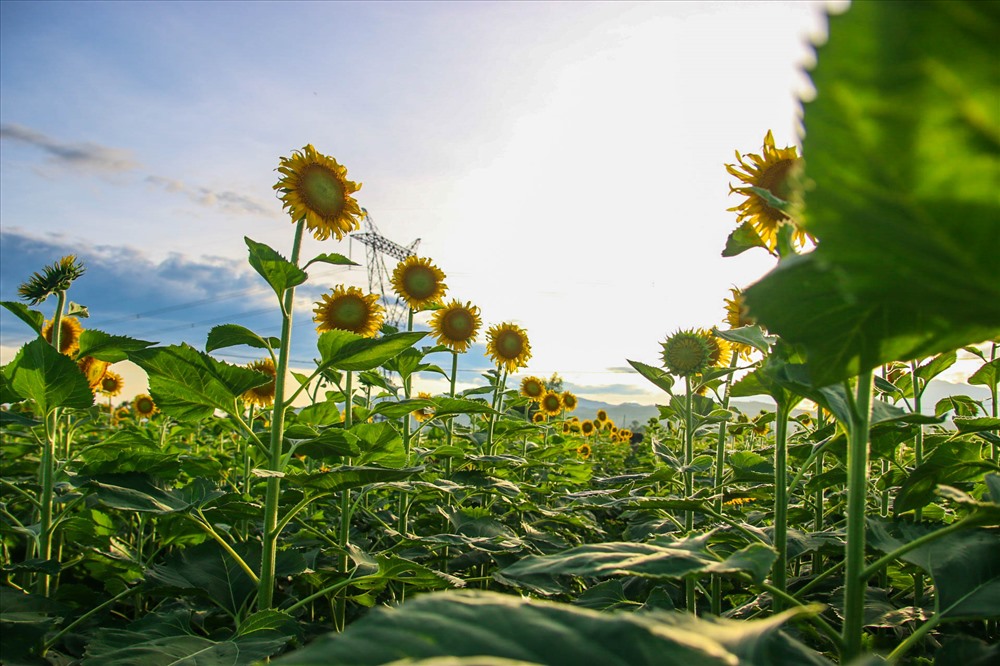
[576,443,591,460]
[243,358,277,408]
[113,406,131,424]
[430,300,482,353]
[532,412,547,423]
[580,420,596,437]
[519,376,546,402]
[485,322,531,374]
[98,370,124,397]
[696,328,733,369]
[314,285,385,337]
[723,287,757,360]
[561,391,578,412]
[562,422,571,434]
[569,422,582,434]
[274,145,363,241]
[43,317,83,356]
[726,130,811,252]
[18,255,86,305]
[595,409,608,423]
[539,391,563,417]
[412,392,435,423]
[78,356,109,389]
[618,429,633,443]
[133,393,158,418]
[661,329,712,377]
[391,256,447,311]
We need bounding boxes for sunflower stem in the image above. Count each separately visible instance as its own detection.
[398,309,414,536]
[710,353,738,615]
[335,369,354,631]
[257,218,305,611]
[771,397,791,612]
[683,374,696,614]
[842,370,874,663]
[486,369,508,456]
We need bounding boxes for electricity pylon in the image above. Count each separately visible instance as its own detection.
[350,209,420,329]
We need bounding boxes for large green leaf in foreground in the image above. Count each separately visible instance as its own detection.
[744,1,1000,385]
[271,590,830,666]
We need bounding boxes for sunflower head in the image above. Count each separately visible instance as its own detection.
[412,392,435,423]
[43,317,83,356]
[723,287,757,360]
[274,145,363,241]
[576,443,591,460]
[18,255,86,305]
[580,420,596,437]
[539,390,563,417]
[561,391,578,412]
[485,322,532,374]
[97,371,124,397]
[391,256,447,311]
[243,358,277,408]
[726,130,810,253]
[314,285,385,338]
[532,412,547,423]
[519,376,546,402]
[595,409,608,423]
[430,300,482,353]
[133,393,158,418]
[113,406,131,424]
[78,356,109,389]
[661,329,712,377]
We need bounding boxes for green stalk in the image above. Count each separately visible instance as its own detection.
[841,370,874,663]
[398,309,414,535]
[257,219,305,611]
[772,398,790,611]
[909,359,926,607]
[37,289,67,596]
[486,369,508,456]
[335,369,354,631]
[711,354,738,615]
[683,374,696,614]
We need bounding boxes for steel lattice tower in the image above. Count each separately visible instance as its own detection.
[350,210,420,329]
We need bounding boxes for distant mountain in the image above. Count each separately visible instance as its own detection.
[571,380,993,429]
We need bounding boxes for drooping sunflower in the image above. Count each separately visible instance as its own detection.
[576,443,592,460]
[430,300,482,353]
[133,393,158,419]
[519,376,546,402]
[274,144,363,241]
[726,130,811,252]
[580,420,596,437]
[411,392,435,423]
[243,358,277,408]
[113,406,131,424]
[485,322,531,374]
[391,256,447,311]
[43,317,83,356]
[18,255,86,305]
[314,285,385,337]
[98,371,124,398]
[78,356,109,389]
[561,391,578,412]
[661,329,712,377]
[539,391,563,417]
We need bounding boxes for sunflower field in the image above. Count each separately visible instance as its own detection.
[2,2,998,665]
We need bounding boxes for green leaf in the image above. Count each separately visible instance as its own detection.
[296,400,341,426]
[80,473,197,514]
[303,252,359,269]
[722,221,770,258]
[714,326,773,355]
[269,589,830,666]
[76,329,156,362]
[318,330,427,371]
[954,417,1000,434]
[128,343,271,421]
[2,338,93,414]
[245,236,308,298]
[894,440,996,514]
[369,397,434,420]
[1,301,44,334]
[626,359,674,394]
[744,1,1000,386]
[284,465,424,492]
[206,323,279,353]
[915,351,958,385]
[969,358,999,388]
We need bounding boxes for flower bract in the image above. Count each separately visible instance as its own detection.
[274,144,363,241]
[18,255,85,305]
[661,329,712,377]
[314,285,385,338]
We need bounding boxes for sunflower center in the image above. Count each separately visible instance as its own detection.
[101,377,116,391]
[402,265,437,300]
[756,158,797,212]
[496,331,524,359]
[542,396,560,412]
[442,310,474,340]
[330,295,367,328]
[136,397,153,412]
[299,164,346,218]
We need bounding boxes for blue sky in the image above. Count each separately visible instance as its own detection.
[12,0,953,405]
